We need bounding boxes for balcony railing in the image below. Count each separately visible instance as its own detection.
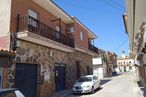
[88,44,98,53]
[17,15,74,48]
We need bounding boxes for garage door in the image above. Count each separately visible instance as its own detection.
[15,63,37,97]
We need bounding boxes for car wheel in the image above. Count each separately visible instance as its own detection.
[91,86,94,94]
[98,85,101,89]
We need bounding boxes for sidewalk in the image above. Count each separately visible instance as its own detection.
[132,72,144,97]
[52,89,73,97]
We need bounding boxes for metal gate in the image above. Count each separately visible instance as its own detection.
[15,63,37,97]
[55,64,66,92]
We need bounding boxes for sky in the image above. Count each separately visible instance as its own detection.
[53,0,128,56]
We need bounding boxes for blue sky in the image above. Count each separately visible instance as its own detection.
[53,0,128,56]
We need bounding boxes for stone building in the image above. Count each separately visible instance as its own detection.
[0,0,98,97]
[104,51,117,76]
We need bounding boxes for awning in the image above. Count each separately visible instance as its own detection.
[0,50,15,66]
[0,50,15,57]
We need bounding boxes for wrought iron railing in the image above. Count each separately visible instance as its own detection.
[17,15,74,48]
[88,44,98,53]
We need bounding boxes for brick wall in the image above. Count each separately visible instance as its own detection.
[10,0,91,50]
[74,22,89,49]
[10,0,67,35]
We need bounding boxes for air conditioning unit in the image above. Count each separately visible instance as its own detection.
[11,33,21,51]
[66,26,74,34]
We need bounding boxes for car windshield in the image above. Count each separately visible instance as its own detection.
[0,91,16,97]
[78,77,92,82]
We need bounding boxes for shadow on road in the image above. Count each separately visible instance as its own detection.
[111,73,122,77]
[100,79,111,85]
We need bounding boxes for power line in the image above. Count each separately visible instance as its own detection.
[110,0,125,11]
[56,0,123,16]
[101,0,125,13]
[110,0,125,10]
[115,39,128,51]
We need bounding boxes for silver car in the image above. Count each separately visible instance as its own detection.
[0,88,25,97]
[73,75,100,94]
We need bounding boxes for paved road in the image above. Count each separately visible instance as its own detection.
[66,73,139,97]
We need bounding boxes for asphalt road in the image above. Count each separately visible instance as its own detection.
[66,73,139,97]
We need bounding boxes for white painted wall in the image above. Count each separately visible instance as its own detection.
[0,0,11,36]
[93,67,103,79]
[117,58,135,66]
[92,57,108,79]
[0,0,11,50]
[92,58,102,65]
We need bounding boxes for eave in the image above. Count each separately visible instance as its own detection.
[32,0,74,24]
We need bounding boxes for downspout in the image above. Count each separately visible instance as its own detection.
[132,0,136,51]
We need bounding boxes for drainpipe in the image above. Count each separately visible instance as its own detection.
[132,0,136,51]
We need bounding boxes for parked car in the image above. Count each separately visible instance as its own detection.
[73,75,100,94]
[0,88,25,97]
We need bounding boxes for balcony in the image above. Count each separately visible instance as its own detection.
[17,15,74,48]
[88,44,98,53]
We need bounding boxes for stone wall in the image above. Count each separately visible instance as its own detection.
[66,51,93,88]
[14,40,93,97]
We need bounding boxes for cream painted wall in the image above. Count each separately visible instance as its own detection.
[126,0,146,52]
[126,0,134,51]
[0,0,11,36]
[134,0,146,34]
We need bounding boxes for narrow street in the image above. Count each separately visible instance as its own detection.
[67,73,139,97]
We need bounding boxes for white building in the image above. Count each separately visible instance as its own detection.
[116,52,135,72]
[92,57,107,79]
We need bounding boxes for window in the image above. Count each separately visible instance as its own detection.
[78,77,92,82]
[80,31,84,40]
[123,61,125,64]
[55,26,61,40]
[28,9,37,18]
[28,9,38,27]
[76,61,80,79]
[56,26,60,32]
[93,76,98,80]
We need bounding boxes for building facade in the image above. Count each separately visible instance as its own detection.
[124,0,146,88]
[104,51,117,76]
[116,52,135,72]
[0,0,98,97]
[93,49,117,78]
[92,49,107,79]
